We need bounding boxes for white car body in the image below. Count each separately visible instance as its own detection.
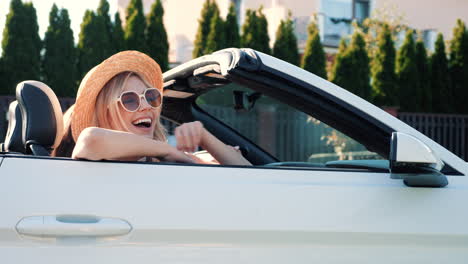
[1,49,467,263]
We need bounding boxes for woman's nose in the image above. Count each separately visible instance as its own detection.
[139,96,152,111]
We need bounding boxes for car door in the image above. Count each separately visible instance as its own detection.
[1,154,468,264]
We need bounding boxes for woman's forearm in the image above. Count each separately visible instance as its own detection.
[200,130,252,166]
[72,127,189,162]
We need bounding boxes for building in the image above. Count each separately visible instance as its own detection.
[117,0,468,65]
[316,0,468,51]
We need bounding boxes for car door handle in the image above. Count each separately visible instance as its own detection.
[16,215,132,237]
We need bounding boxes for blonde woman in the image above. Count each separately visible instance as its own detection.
[56,51,250,165]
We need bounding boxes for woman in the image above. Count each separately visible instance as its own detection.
[56,50,250,165]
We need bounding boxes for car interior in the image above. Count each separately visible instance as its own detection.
[161,58,463,177]
[0,48,396,174]
[0,69,463,179]
[0,76,391,174]
[0,46,460,178]
[162,67,395,172]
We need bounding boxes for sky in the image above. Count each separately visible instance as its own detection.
[0,0,118,53]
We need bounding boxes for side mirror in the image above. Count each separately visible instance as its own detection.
[390,132,448,188]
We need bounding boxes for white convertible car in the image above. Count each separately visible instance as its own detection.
[1,48,467,263]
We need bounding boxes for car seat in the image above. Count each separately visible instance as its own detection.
[15,81,64,156]
[1,100,25,153]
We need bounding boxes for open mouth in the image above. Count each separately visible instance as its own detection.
[132,118,152,128]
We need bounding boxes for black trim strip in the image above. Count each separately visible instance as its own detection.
[390,132,398,167]
[0,154,390,174]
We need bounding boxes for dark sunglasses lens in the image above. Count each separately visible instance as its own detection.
[121,92,140,111]
[145,89,161,108]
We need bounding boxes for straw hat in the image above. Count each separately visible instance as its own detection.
[71,50,163,141]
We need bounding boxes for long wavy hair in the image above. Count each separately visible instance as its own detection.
[52,105,75,157]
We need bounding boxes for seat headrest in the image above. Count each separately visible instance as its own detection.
[16,81,64,154]
[3,101,24,153]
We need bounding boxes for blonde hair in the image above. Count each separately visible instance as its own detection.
[94,71,166,141]
[52,105,76,157]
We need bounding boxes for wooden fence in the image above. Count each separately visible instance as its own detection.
[1,95,467,161]
[398,112,468,160]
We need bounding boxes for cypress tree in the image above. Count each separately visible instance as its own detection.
[396,30,419,111]
[77,10,102,79]
[347,31,371,100]
[1,0,42,95]
[146,0,169,71]
[240,9,257,49]
[371,24,398,106]
[193,0,215,58]
[43,5,77,97]
[330,39,353,91]
[272,19,288,59]
[272,14,299,66]
[125,0,147,52]
[112,12,125,52]
[23,2,42,80]
[415,39,431,112]
[1,0,23,94]
[97,0,114,56]
[125,0,140,21]
[205,6,225,54]
[224,2,240,48]
[430,33,452,113]
[449,19,468,114]
[241,8,270,54]
[98,0,112,36]
[256,7,271,54]
[301,22,326,79]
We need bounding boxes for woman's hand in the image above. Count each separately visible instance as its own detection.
[160,146,196,163]
[174,121,251,166]
[174,121,207,153]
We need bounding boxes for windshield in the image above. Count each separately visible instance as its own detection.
[196,83,383,163]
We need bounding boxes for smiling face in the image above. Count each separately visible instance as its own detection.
[95,71,166,141]
[116,75,160,138]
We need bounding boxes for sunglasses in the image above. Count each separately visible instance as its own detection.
[117,88,162,112]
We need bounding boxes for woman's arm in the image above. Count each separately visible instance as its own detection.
[174,122,252,166]
[72,127,194,163]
